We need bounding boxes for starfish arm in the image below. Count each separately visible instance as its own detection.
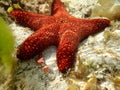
[10,10,55,30]
[52,0,69,17]
[17,23,59,60]
[57,30,80,73]
[77,18,110,39]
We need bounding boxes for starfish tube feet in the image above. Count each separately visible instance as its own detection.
[37,58,50,74]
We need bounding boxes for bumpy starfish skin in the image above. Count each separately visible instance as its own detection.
[10,0,110,73]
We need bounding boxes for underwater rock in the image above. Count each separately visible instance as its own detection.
[20,0,53,15]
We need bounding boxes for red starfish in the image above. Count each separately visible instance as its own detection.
[9,0,110,73]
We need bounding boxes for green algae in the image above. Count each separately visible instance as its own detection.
[0,17,16,90]
[0,16,15,73]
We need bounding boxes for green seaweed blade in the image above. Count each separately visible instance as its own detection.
[0,17,15,74]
